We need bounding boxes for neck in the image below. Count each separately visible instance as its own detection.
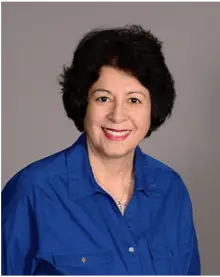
[86,139,135,190]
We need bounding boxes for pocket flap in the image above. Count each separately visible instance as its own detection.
[53,250,112,267]
[150,242,192,260]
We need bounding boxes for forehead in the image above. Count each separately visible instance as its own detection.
[91,66,147,92]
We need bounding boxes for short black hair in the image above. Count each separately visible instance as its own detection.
[59,24,176,138]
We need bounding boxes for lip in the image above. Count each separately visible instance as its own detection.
[102,127,131,141]
[103,127,131,132]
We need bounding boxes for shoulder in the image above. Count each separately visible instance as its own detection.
[2,133,87,212]
[142,151,190,198]
[2,145,73,209]
[142,151,193,216]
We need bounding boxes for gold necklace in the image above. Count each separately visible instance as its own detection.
[94,175,132,212]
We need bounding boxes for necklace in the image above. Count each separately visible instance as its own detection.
[94,174,133,212]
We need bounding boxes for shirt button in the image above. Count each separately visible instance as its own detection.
[129,247,135,253]
[81,257,87,263]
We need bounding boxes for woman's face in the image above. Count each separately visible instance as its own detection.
[84,66,151,159]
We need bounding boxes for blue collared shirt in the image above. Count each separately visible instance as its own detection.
[2,133,201,275]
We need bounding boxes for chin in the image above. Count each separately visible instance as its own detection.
[102,147,133,159]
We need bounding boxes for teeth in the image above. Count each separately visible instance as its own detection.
[104,128,130,137]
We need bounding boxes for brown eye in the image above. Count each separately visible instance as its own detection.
[129,98,141,104]
[96,97,110,103]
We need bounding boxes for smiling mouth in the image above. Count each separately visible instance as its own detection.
[102,127,131,140]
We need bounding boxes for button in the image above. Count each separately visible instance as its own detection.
[81,257,87,263]
[129,247,135,253]
[170,250,174,256]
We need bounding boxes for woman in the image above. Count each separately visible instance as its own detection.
[2,25,201,275]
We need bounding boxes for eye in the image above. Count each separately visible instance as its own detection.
[96,96,110,103]
[129,98,141,104]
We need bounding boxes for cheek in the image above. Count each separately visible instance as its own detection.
[133,107,151,126]
[84,107,94,131]
[84,105,105,128]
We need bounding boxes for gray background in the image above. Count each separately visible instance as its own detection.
[2,2,220,275]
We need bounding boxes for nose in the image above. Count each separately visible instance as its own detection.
[108,102,127,123]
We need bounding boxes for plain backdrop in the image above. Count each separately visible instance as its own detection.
[2,2,220,275]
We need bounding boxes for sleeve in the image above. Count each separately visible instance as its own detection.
[176,173,201,275]
[0,170,63,276]
[1,176,38,275]
[187,223,201,275]
[0,193,37,276]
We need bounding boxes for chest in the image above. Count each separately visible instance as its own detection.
[35,191,193,275]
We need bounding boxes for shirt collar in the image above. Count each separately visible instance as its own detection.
[66,132,162,201]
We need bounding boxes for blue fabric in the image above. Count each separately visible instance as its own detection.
[2,132,201,275]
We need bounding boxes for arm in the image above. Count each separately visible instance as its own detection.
[173,172,201,275]
[187,223,201,275]
[179,174,201,275]
[1,178,38,275]
[0,171,62,276]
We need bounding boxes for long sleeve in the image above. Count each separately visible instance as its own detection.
[1,177,38,275]
[187,224,201,275]
[0,170,64,276]
[179,174,201,275]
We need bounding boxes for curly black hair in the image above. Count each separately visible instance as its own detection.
[59,24,176,138]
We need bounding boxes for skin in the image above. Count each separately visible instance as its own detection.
[84,66,151,211]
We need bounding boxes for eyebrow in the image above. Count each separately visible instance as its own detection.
[91,88,147,97]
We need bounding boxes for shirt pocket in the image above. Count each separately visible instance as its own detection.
[149,242,192,275]
[53,250,113,275]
